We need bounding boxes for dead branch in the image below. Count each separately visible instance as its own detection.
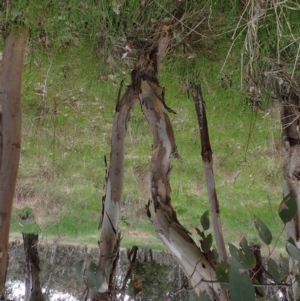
[192,83,227,263]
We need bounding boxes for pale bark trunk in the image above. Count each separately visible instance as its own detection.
[192,85,227,263]
[279,78,300,300]
[93,86,138,299]
[0,29,28,295]
[139,51,228,300]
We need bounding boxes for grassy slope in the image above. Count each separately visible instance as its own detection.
[10,41,284,252]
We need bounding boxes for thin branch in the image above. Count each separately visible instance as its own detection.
[153,0,207,39]
[291,43,300,79]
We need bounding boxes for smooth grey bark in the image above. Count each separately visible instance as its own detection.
[138,51,228,301]
[93,86,138,300]
[0,28,28,295]
[192,84,228,263]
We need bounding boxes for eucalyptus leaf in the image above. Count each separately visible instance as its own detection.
[216,261,229,289]
[201,210,210,231]
[252,278,264,296]
[280,254,289,274]
[254,216,272,245]
[229,243,240,261]
[268,258,283,283]
[279,193,297,224]
[229,258,255,301]
[201,233,213,253]
[74,259,84,283]
[87,261,103,290]
[287,236,296,246]
[210,248,219,262]
[286,241,300,261]
[239,237,256,269]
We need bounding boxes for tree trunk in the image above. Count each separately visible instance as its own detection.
[0,28,28,295]
[192,84,228,263]
[138,50,228,301]
[93,85,138,300]
[277,72,300,300]
[23,233,45,301]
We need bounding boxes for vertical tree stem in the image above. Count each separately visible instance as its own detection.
[192,84,228,263]
[0,28,28,294]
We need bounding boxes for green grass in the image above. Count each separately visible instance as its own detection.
[2,14,282,256]
[9,38,286,255]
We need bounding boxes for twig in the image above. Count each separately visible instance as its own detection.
[267,195,279,231]
[153,0,207,38]
[219,25,247,76]
[291,43,300,79]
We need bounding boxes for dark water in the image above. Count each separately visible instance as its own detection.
[4,241,197,301]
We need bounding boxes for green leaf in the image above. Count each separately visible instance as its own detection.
[216,261,229,289]
[280,254,289,274]
[229,258,255,301]
[74,259,84,283]
[279,193,297,224]
[229,243,240,261]
[201,233,213,253]
[252,278,264,296]
[210,248,219,262]
[254,216,272,245]
[239,237,256,269]
[200,210,210,231]
[87,261,103,290]
[287,236,296,246]
[286,241,300,261]
[199,293,211,301]
[268,258,283,283]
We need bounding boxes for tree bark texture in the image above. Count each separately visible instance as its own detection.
[93,86,138,299]
[23,233,45,301]
[0,29,28,295]
[138,51,228,301]
[192,85,227,263]
[277,72,300,300]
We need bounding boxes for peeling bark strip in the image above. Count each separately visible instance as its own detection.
[192,85,227,263]
[0,29,28,295]
[139,52,228,301]
[93,85,138,299]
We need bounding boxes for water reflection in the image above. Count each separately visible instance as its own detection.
[5,280,77,301]
[4,241,197,300]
